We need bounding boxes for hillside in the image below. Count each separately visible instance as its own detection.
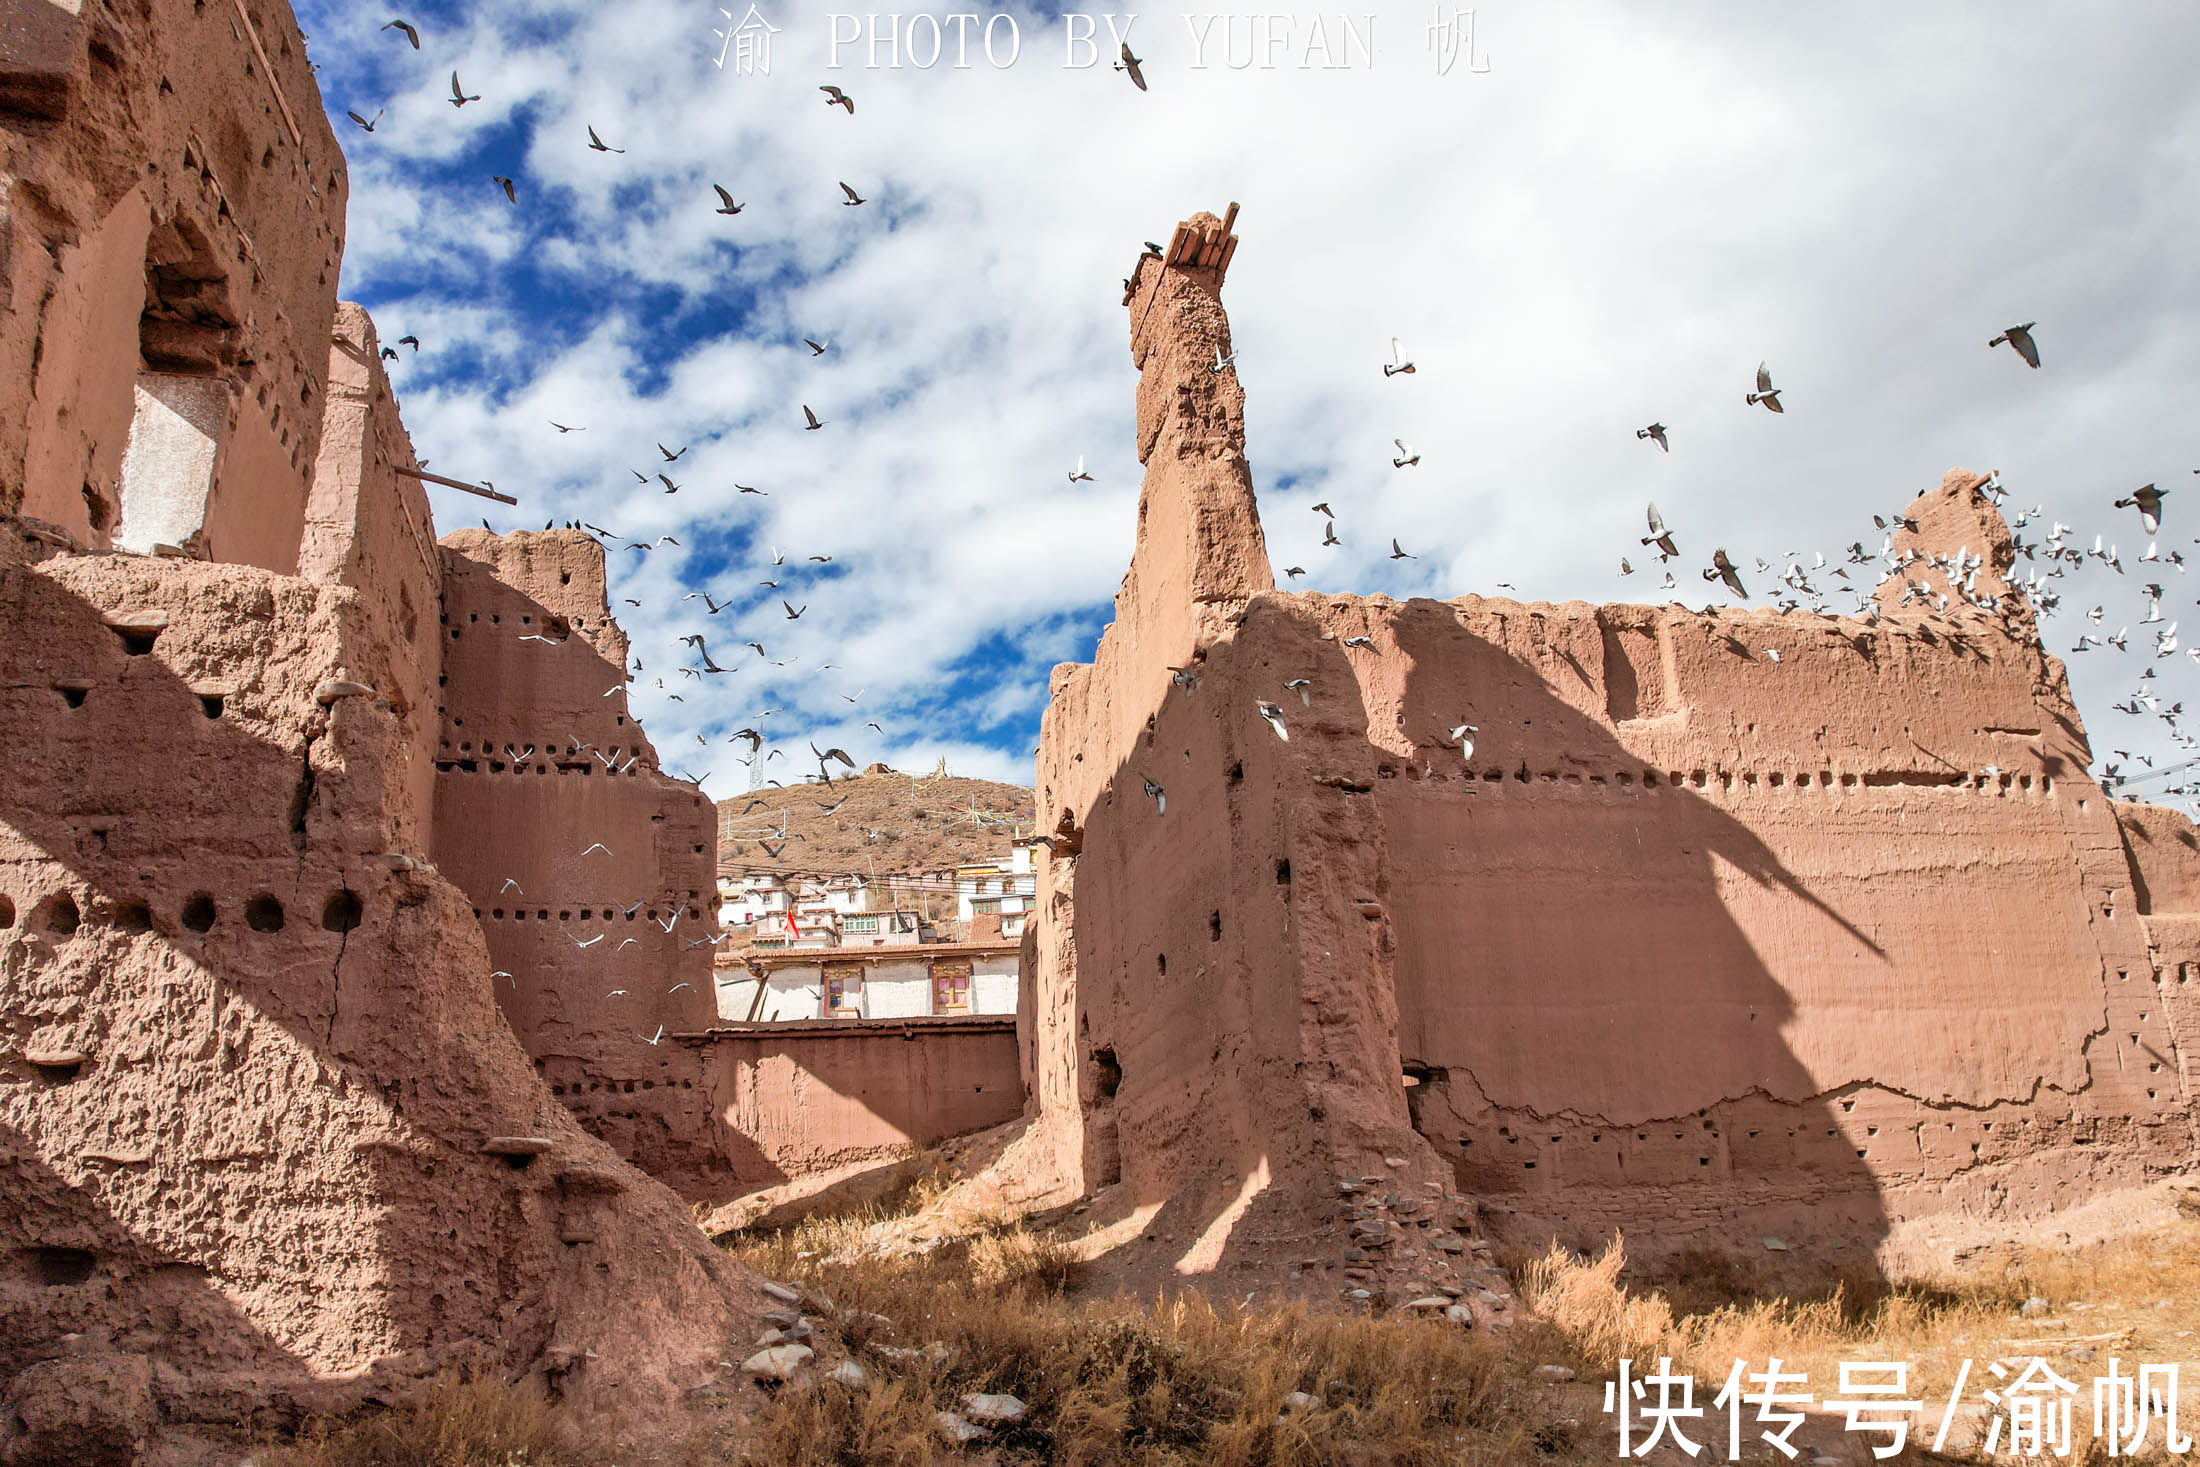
[716,767,1035,876]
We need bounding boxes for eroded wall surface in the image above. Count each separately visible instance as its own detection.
[0,6,759,1457]
[1025,213,2199,1295]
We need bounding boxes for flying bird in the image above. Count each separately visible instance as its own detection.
[821,84,855,114]
[1284,678,1312,707]
[659,443,687,462]
[1322,522,1341,547]
[1256,700,1289,741]
[657,475,679,493]
[1383,338,1415,377]
[1310,502,1333,517]
[345,108,383,133]
[838,182,866,206]
[1746,362,1783,413]
[1116,42,1147,90]
[1392,439,1419,468]
[1637,422,1668,452]
[804,338,829,356]
[449,71,480,107]
[493,175,516,203]
[1988,321,2041,369]
[1448,723,1478,761]
[737,484,766,495]
[382,18,420,48]
[1068,455,1094,483]
[1141,776,1166,813]
[550,421,583,433]
[586,126,624,153]
[1704,548,1748,598]
[1211,346,1237,373]
[1389,539,1415,560]
[2114,485,2166,535]
[712,185,745,215]
[802,405,826,430]
[783,601,806,619]
[1642,502,1679,560]
[1283,566,1305,578]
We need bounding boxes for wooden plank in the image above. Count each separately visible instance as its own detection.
[393,465,518,505]
[1218,235,1239,275]
[230,0,304,148]
[1219,201,1240,237]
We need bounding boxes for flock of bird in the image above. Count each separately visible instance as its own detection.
[338,20,2197,816]
[1162,318,2200,814]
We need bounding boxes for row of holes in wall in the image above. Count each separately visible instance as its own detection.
[474,906,704,923]
[0,889,360,937]
[434,759,659,777]
[441,713,628,729]
[443,610,587,633]
[550,1079,698,1096]
[1408,767,2057,794]
[56,683,226,720]
[1460,1107,2168,1173]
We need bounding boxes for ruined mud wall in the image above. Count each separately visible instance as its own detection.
[684,1019,1024,1188]
[0,7,758,1456]
[1025,215,2199,1291]
[431,530,729,1196]
[3,0,346,568]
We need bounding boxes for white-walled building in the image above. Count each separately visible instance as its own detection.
[954,844,1037,937]
[714,943,1021,1023]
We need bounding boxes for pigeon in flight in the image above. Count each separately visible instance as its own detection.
[1389,539,1415,560]
[1141,776,1165,813]
[737,484,766,495]
[1704,548,1748,598]
[659,443,687,461]
[345,109,383,133]
[821,84,855,114]
[1116,43,1147,91]
[1322,522,1341,547]
[1284,678,1312,707]
[1068,455,1094,483]
[1448,722,1478,761]
[1211,346,1237,373]
[1311,502,1333,517]
[550,421,583,433]
[1637,422,1669,452]
[1383,338,1415,377]
[1641,503,1679,560]
[586,126,624,153]
[802,405,826,430]
[2114,484,2166,535]
[783,601,806,619]
[1746,362,1783,413]
[493,175,516,203]
[805,338,829,356]
[1619,558,1634,576]
[1256,700,1289,741]
[1283,566,1305,578]
[449,71,480,107]
[839,182,866,206]
[712,185,745,215]
[1989,322,2040,369]
[657,475,679,493]
[1392,439,1419,468]
[382,18,420,47]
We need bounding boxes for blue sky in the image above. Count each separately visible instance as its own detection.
[292,1,2200,803]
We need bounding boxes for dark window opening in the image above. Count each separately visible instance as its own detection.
[321,889,362,934]
[245,894,285,932]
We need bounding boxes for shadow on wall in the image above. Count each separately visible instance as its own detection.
[1060,593,1893,1287]
[0,564,612,1428]
[1372,599,1891,1269]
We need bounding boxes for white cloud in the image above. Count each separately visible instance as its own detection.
[296,0,2200,806]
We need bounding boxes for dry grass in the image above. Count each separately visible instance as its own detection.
[269,1369,587,1467]
[263,1207,2200,1466]
[719,1206,1579,1466]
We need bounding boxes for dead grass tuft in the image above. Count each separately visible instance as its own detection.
[270,1368,585,1467]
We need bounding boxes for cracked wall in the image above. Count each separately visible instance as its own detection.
[1022,210,2199,1295]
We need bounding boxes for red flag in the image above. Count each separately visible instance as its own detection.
[783,909,800,939]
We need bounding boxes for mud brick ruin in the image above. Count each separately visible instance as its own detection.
[1017,208,2199,1297]
[0,2,754,1454]
[2,0,2196,1455]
